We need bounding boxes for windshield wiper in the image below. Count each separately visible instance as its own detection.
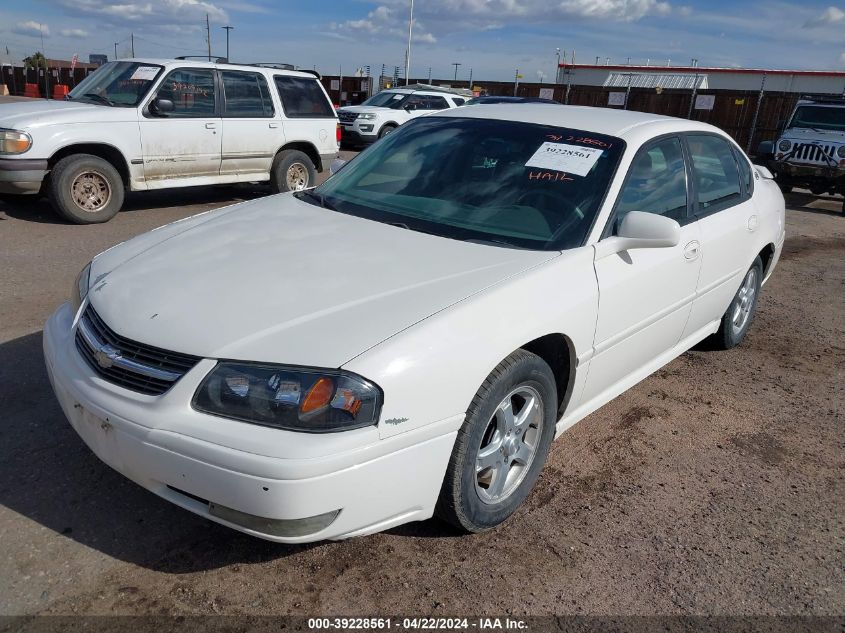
[81,93,115,106]
[296,189,336,211]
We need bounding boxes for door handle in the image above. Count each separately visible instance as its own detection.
[205,122,216,129]
[683,240,700,261]
[269,122,279,128]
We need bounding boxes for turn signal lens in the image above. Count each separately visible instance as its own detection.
[0,129,32,155]
[301,376,334,414]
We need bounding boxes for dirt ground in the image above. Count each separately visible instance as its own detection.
[0,182,842,618]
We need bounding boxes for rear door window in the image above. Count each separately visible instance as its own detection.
[273,75,335,118]
[686,134,744,214]
[221,71,274,117]
[425,96,450,110]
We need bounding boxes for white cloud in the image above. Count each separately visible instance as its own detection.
[11,21,49,38]
[803,6,845,27]
[332,0,671,44]
[332,5,437,44]
[58,0,228,27]
[60,28,89,38]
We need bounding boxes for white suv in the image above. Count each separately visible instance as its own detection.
[338,88,467,146]
[0,59,339,223]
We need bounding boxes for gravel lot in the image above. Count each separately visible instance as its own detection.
[0,176,842,618]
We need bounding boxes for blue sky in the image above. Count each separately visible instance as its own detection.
[1,1,844,81]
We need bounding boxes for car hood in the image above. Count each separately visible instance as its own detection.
[88,195,557,368]
[782,127,845,143]
[0,99,135,129]
[339,105,397,115]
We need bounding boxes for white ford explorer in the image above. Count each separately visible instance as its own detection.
[44,106,785,542]
[337,87,467,146]
[0,59,339,223]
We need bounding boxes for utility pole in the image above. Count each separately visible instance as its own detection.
[114,42,118,60]
[130,33,135,57]
[405,0,414,86]
[514,69,520,96]
[222,26,234,61]
[468,68,472,89]
[427,67,431,83]
[452,62,461,82]
[206,13,212,62]
[555,48,561,84]
[39,23,47,99]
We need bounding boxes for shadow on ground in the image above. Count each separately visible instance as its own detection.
[0,185,268,224]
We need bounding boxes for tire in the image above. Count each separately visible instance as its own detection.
[378,124,396,139]
[436,349,557,533]
[48,154,124,224]
[270,150,316,194]
[777,180,793,194]
[706,256,764,350]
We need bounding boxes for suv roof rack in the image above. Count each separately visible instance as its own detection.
[797,93,845,105]
[175,55,229,63]
[400,82,474,97]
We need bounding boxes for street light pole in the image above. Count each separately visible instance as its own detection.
[555,48,561,84]
[404,0,414,86]
[114,42,118,60]
[222,26,234,61]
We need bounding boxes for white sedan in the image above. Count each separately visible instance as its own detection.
[43,105,785,542]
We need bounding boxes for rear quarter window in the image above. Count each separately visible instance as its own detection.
[273,75,335,118]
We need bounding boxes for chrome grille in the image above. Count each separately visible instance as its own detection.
[74,304,201,396]
[791,143,837,165]
[338,111,359,124]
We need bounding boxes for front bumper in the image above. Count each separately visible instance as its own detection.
[340,125,378,147]
[770,160,845,181]
[0,158,48,194]
[43,302,458,543]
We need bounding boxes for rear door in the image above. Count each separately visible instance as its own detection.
[139,67,221,181]
[272,74,338,158]
[682,134,758,337]
[582,136,702,404]
[219,70,280,178]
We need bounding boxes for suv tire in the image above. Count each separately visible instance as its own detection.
[270,150,316,193]
[378,124,397,139]
[48,154,124,224]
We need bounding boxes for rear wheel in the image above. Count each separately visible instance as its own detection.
[48,154,124,224]
[705,256,763,350]
[436,349,557,533]
[270,150,316,194]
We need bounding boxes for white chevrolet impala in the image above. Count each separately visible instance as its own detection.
[43,105,785,542]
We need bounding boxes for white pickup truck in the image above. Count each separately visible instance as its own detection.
[0,59,340,223]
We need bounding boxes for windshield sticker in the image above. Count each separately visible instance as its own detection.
[392,94,404,100]
[546,134,613,149]
[525,142,603,177]
[130,66,159,81]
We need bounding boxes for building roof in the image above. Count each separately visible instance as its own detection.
[560,63,845,78]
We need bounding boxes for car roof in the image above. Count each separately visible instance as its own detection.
[432,104,727,145]
[382,88,463,97]
[122,58,319,80]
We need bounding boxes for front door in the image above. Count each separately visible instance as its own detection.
[139,67,221,182]
[582,136,702,404]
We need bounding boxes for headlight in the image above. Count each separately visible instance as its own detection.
[777,139,792,152]
[357,113,377,120]
[0,129,33,154]
[193,363,383,433]
[837,145,845,158]
[70,262,91,314]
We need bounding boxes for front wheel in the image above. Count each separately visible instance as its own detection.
[436,349,557,533]
[706,256,763,350]
[270,150,316,194]
[48,154,124,224]
[378,124,396,139]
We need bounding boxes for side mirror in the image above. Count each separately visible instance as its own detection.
[151,98,174,115]
[403,103,416,112]
[756,140,774,158]
[596,211,681,259]
[329,158,348,175]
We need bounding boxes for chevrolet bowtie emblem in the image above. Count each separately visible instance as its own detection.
[95,345,119,369]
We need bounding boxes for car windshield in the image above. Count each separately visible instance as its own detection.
[307,116,625,250]
[361,91,408,109]
[788,106,845,132]
[67,61,163,107]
